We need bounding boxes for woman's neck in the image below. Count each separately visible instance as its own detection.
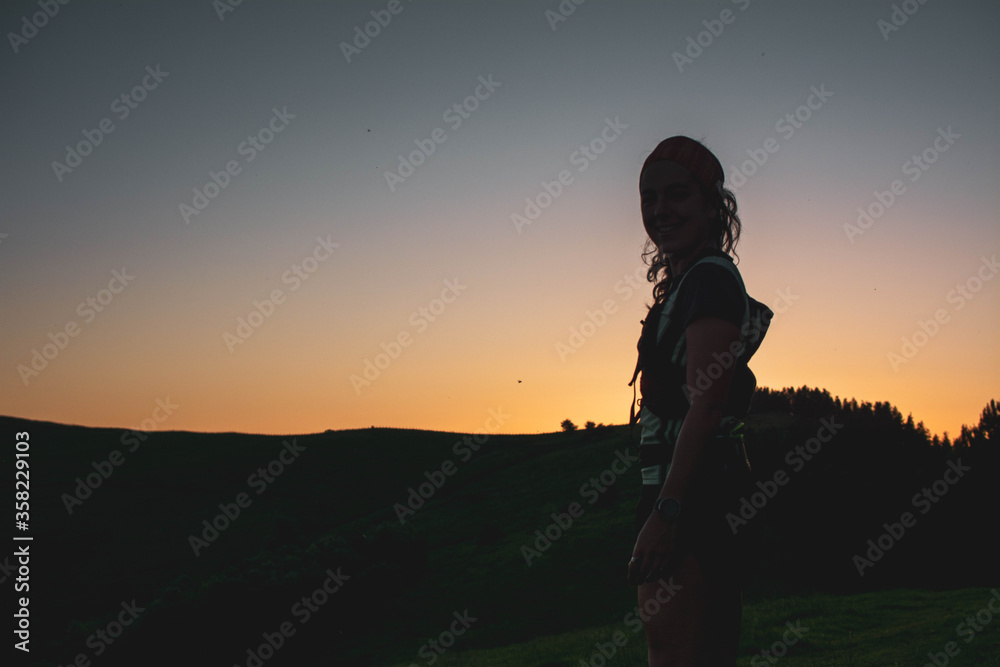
[667,243,721,277]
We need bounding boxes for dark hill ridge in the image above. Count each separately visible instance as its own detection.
[0,387,996,666]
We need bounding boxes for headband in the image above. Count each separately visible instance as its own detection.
[639,136,724,195]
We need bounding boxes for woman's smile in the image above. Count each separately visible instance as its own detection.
[656,222,684,237]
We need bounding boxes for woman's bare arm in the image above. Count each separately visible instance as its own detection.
[658,315,741,504]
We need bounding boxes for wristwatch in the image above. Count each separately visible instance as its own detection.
[655,497,681,522]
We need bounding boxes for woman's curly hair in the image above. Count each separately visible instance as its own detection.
[641,167,742,305]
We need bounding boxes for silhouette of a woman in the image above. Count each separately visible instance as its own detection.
[626,136,768,664]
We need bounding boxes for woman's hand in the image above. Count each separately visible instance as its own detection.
[628,512,682,587]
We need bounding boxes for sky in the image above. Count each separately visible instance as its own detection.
[2,0,998,438]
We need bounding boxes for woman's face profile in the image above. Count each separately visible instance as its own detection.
[639,160,716,258]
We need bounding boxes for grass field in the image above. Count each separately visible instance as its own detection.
[383,587,1000,666]
[2,412,996,666]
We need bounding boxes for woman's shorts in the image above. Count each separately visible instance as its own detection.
[634,448,760,585]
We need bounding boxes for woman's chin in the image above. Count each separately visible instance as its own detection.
[658,237,710,258]
[658,242,687,256]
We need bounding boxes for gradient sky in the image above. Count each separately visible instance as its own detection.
[3,0,998,438]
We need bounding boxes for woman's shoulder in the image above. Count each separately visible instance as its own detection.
[682,250,742,289]
[673,250,746,327]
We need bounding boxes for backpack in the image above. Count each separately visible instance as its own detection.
[627,255,773,442]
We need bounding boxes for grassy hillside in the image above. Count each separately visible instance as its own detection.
[0,404,996,665]
[382,587,1000,666]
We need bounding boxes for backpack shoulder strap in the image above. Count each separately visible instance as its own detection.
[656,256,749,346]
